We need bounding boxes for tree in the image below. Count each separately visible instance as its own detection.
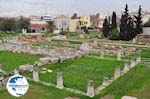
[0,18,16,32]
[108,12,119,40]
[47,21,55,33]
[119,4,129,40]
[127,17,135,40]
[18,16,29,30]
[111,12,117,29]
[134,5,143,35]
[103,18,110,37]
[108,29,119,40]
[71,13,77,19]
[81,26,89,34]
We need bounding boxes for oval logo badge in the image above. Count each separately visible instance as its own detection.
[6,75,29,97]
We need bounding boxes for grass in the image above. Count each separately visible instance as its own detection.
[27,57,124,92]
[96,63,150,99]
[0,32,20,38]
[0,81,89,99]
[141,49,150,58]
[0,51,41,72]
[0,49,149,99]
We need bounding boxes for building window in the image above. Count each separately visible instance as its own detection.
[42,28,45,30]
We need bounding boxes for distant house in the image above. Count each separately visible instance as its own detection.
[69,18,80,32]
[54,15,70,32]
[142,12,150,24]
[29,15,41,21]
[78,16,91,29]
[94,19,105,29]
[29,21,49,33]
[41,15,54,22]
[136,27,150,43]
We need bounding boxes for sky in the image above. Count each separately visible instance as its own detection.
[0,0,149,17]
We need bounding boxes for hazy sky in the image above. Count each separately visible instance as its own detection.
[0,0,149,17]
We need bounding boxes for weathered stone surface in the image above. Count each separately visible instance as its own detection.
[19,64,33,71]
[33,66,40,82]
[14,69,19,75]
[136,56,141,64]
[86,80,95,97]
[102,77,109,86]
[122,96,138,99]
[123,62,130,73]
[47,69,53,73]
[40,71,47,74]
[117,50,121,60]
[56,72,64,89]
[114,67,121,79]
[100,50,104,59]
[130,59,136,68]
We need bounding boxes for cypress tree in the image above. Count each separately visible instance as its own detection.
[119,4,129,40]
[111,12,117,29]
[134,5,143,35]
[103,18,110,38]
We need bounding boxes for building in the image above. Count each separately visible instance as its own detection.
[93,13,109,29]
[29,21,49,33]
[98,13,108,19]
[94,18,105,29]
[54,15,70,32]
[142,12,150,24]
[41,15,54,22]
[69,18,80,32]
[29,16,41,21]
[78,16,91,28]
[136,27,150,43]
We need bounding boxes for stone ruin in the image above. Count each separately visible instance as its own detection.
[86,80,95,97]
[18,33,45,43]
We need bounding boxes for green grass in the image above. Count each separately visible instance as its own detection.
[0,49,149,99]
[0,51,41,72]
[141,49,150,58]
[0,81,90,99]
[33,57,124,92]
[97,63,150,99]
[0,32,20,38]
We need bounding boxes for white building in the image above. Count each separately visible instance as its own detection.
[142,12,150,24]
[54,15,70,32]
[41,15,54,22]
[29,16,41,21]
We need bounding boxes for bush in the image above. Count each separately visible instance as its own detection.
[108,29,119,40]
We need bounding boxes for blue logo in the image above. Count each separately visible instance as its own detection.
[6,75,29,97]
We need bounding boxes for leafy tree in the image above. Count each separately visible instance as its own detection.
[0,18,16,32]
[47,21,55,33]
[134,5,143,34]
[103,18,110,37]
[18,16,29,30]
